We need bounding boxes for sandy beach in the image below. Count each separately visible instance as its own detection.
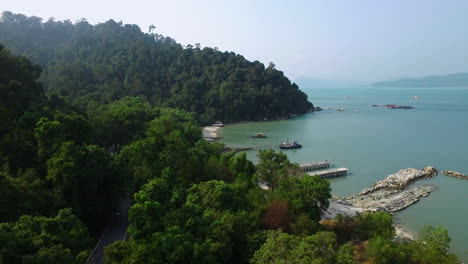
[202,126,221,139]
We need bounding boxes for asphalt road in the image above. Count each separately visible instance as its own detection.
[87,193,131,264]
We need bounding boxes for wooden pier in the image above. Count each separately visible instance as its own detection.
[308,168,348,179]
[300,161,330,171]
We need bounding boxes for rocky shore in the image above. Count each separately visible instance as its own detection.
[343,185,436,213]
[358,167,437,195]
[321,167,438,240]
[441,170,468,180]
[323,167,438,217]
[340,167,437,213]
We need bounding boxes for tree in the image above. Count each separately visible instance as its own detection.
[410,225,459,264]
[292,231,338,264]
[251,231,298,264]
[46,142,121,232]
[337,242,355,264]
[261,200,292,232]
[354,211,395,240]
[251,231,341,264]
[290,214,318,235]
[277,175,331,221]
[88,96,153,147]
[0,208,92,264]
[366,236,407,264]
[34,117,64,160]
[187,180,236,211]
[255,150,291,189]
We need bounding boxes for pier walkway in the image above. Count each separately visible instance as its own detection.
[300,161,330,171]
[308,168,348,178]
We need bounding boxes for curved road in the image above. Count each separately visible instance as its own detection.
[86,194,131,264]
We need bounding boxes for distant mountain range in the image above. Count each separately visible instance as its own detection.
[295,77,369,89]
[373,73,468,87]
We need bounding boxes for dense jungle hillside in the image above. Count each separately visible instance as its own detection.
[0,11,313,123]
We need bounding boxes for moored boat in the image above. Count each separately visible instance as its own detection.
[212,121,224,127]
[251,133,267,138]
[385,104,414,109]
[279,140,302,149]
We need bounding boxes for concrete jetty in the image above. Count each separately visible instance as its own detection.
[300,161,330,171]
[308,168,348,178]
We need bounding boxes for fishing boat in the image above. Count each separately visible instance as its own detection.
[279,140,302,149]
[251,133,267,138]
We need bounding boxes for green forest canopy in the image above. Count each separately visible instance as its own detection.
[0,12,461,264]
[0,11,314,123]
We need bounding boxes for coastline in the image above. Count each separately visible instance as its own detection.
[394,224,416,240]
[201,110,316,141]
[321,200,416,240]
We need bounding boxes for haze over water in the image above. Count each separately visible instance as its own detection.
[221,86,468,261]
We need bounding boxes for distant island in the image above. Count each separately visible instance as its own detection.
[373,72,468,87]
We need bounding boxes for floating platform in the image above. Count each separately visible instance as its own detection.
[308,168,348,178]
[300,161,330,171]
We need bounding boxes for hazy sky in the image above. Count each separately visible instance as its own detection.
[3,0,468,81]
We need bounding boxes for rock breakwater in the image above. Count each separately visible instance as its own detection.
[321,167,438,240]
[441,170,468,180]
[344,185,435,212]
[359,167,437,195]
[331,167,437,214]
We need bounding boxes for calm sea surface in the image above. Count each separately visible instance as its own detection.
[220,87,468,260]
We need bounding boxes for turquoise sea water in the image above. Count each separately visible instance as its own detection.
[220,87,468,261]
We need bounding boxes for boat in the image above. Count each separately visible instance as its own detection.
[371,104,380,107]
[336,108,345,111]
[413,96,420,100]
[385,104,414,109]
[279,140,302,149]
[212,121,224,127]
[251,133,267,138]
